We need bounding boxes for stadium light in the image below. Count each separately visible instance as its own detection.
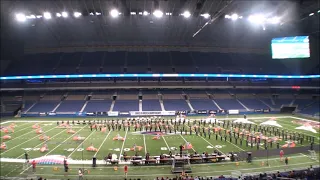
[26,15,36,19]
[309,13,314,16]
[181,11,191,18]
[225,14,231,19]
[130,12,136,15]
[16,13,26,22]
[36,15,42,19]
[231,13,238,20]
[74,12,82,18]
[62,12,68,18]
[248,14,265,24]
[153,10,163,18]
[200,13,210,19]
[110,9,119,18]
[268,16,280,24]
[89,12,94,16]
[56,13,62,17]
[96,12,101,15]
[143,11,149,16]
[43,12,51,19]
[318,10,320,13]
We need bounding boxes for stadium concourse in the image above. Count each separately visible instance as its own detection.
[1,0,320,179]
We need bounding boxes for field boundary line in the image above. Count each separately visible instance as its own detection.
[94,130,112,157]
[44,125,88,156]
[67,130,96,158]
[143,134,147,155]
[0,125,58,155]
[119,127,128,161]
[162,135,170,150]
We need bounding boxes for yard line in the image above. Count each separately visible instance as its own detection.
[162,136,170,150]
[277,118,319,139]
[44,125,88,156]
[5,164,23,176]
[143,134,147,155]
[119,127,128,161]
[199,136,226,155]
[0,125,58,155]
[67,130,96,158]
[94,130,112,157]
[179,134,196,152]
[16,128,68,158]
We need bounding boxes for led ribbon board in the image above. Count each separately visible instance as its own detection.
[0,74,319,80]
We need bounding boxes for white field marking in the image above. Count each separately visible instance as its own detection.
[143,134,147,155]
[16,127,68,158]
[1,123,47,143]
[162,135,170,150]
[44,125,88,156]
[0,125,58,155]
[19,165,32,175]
[119,127,128,161]
[179,134,196,152]
[0,154,307,165]
[2,122,31,133]
[67,130,96,158]
[185,124,245,153]
[290,116,320,123]
[94,130,112,157]
[276,118,319,139]
[31,161,319,177]
[199,136,226,155]
[5,164,23,176]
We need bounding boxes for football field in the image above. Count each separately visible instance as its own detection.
[1,114,319,179]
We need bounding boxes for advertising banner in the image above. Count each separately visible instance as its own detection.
[129,111,176,116]
[228,110,239,115]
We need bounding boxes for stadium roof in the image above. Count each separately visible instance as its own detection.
[1,0,319,52]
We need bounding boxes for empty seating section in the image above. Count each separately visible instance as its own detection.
[55,100,85,112]
[3,51,296,75]
[171,52,195,73]
[142,100,161,111]
[84,100,112,112]
[127,52,148,73]
[293,99,315,109]
[79,52,104,73]
[55,52,83,74]
[273,99,293,108]
[142,94,159,100]
[29,101,59,112]
[189,99,218,110]
[163,99,190,111]
[22,101,35,112]
[214,99,244,110]
[213,94,232,99]
[103,52,126,73]
[149,52,172,73]
[300,101,320,116]
[113,100,138,111]
[5,53,60,75]
[239,99,269,109]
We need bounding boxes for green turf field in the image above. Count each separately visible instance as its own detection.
[0,114,319,179]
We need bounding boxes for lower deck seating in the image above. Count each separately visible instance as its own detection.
[113,100,139,111]
[239,99,269,109]
[84,100,112,112]
[163,99,190,111]
[214,99,243,110]
[189,99,218,110]
[29,101,59,112]
[55,100,85,112]
[142,100,162,111]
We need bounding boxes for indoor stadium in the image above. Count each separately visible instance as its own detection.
[0,0,319,180]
